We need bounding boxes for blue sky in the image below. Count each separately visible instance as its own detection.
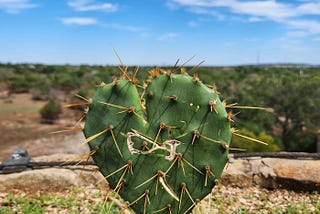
[0,0,320,66]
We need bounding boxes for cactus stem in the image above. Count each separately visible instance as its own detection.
[128,189,150,211]
[159,175,179,202]
[188,60,205,74]
[98,101,128,110]
[181,156,204,175]
[165,156,178,175]
[152,204,172,214]
[180,183,196,214]
[61,146,99,167]
[167,70,174,82]
[198,132,228,148]
[179,183,185,211]
[226,111,240,122]
[49,127,83,134]
[107,179,125,214]
[82,127,110,145]
[173,55,195,73]
[75,94,90,102]
[64,101,90,108]
[193,73,201,83]
[232,131,268,145]
[149,69,161,79]
[75,112,87,127]
[225,104,268,111]
[114,177,125,194]
[109,126,123,158]
[135,84,145,89]
[173,58,180,70]
[152,122,166,148]
[112,78,119,86]
[131,66,139,84]
[229,147,247,151]
[191,130,200,145]
[204,165,215,187]
[166,153,203,176]
[163,94,178,101]
[180,67,187,75]
[144,190,150,214]
[97,82,106,87]
[207,84,220,94]
[135,173,158,189]
[177,154,186,176]
[209,100,218,113]
[98,101,143,120]
[105,161,132,179]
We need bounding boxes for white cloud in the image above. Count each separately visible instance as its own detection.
[101,23,145,32]
[170,0,297,20]
[60,17,98,26]
[0,0,37,14]
[157,32,180,41]
[68,0,118,12]
[169,0,320,36]
[286,19,320,35]
[248,16,263,22]
[188,20,199,27]
[297,2,320,15]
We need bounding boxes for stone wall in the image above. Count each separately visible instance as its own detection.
[1,154,319,193]
[221,157,320,191]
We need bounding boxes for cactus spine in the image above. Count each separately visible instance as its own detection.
[83,67,232,213]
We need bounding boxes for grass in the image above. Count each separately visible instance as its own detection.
[194,185,320,214]
[0,189,124,214]
[0,94,46,115]
[0,186,319,214]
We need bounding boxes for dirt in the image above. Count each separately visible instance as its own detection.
[0,93,88,160]
[0,93,319,213]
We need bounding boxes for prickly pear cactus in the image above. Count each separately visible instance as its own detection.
[83,68,232,213]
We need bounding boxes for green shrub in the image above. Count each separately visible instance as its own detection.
[39,100,62,124]
[231,129,280,152]
[30,82,51,100]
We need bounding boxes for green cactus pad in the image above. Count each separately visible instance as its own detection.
[84,69,232,213]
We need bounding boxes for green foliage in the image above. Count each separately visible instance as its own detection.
[0,63,319,152]
[30,81,51,100]
[7,75,30,93]
[84,69,232,213]
[231,129,281,152]
[39,100,62,124]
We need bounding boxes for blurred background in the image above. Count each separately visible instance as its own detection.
[0,1,319,213]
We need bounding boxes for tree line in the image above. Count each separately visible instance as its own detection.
[0,63,319,152]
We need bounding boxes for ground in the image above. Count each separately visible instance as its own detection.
[0,93,88,160]
[0,92,319,213]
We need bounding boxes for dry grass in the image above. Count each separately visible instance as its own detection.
[0,185,318,214]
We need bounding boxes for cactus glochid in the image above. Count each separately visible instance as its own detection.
[83,67,234,213]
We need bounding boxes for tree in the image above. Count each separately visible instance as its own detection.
[262,70,320,151]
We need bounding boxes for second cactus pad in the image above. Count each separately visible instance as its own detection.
[84,69,232,213]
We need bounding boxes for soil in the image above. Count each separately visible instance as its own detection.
[0,92,319,213]
[0,93,88,160]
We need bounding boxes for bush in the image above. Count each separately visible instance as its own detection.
[30,82,51,100]
[39,100,62,124]
[231,129,281,152]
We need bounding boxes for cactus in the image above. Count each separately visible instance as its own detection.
[83,67,233,213]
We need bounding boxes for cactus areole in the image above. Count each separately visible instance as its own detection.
[83,69,232,213]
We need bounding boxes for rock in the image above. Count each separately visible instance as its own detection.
[221,157,320,191]
[1,154,319,193]
[0,167,108,193]
[0,154,107,193]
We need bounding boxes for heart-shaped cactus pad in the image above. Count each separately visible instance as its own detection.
[83,69,232,213]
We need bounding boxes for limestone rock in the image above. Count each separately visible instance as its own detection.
[221,157,320,191]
